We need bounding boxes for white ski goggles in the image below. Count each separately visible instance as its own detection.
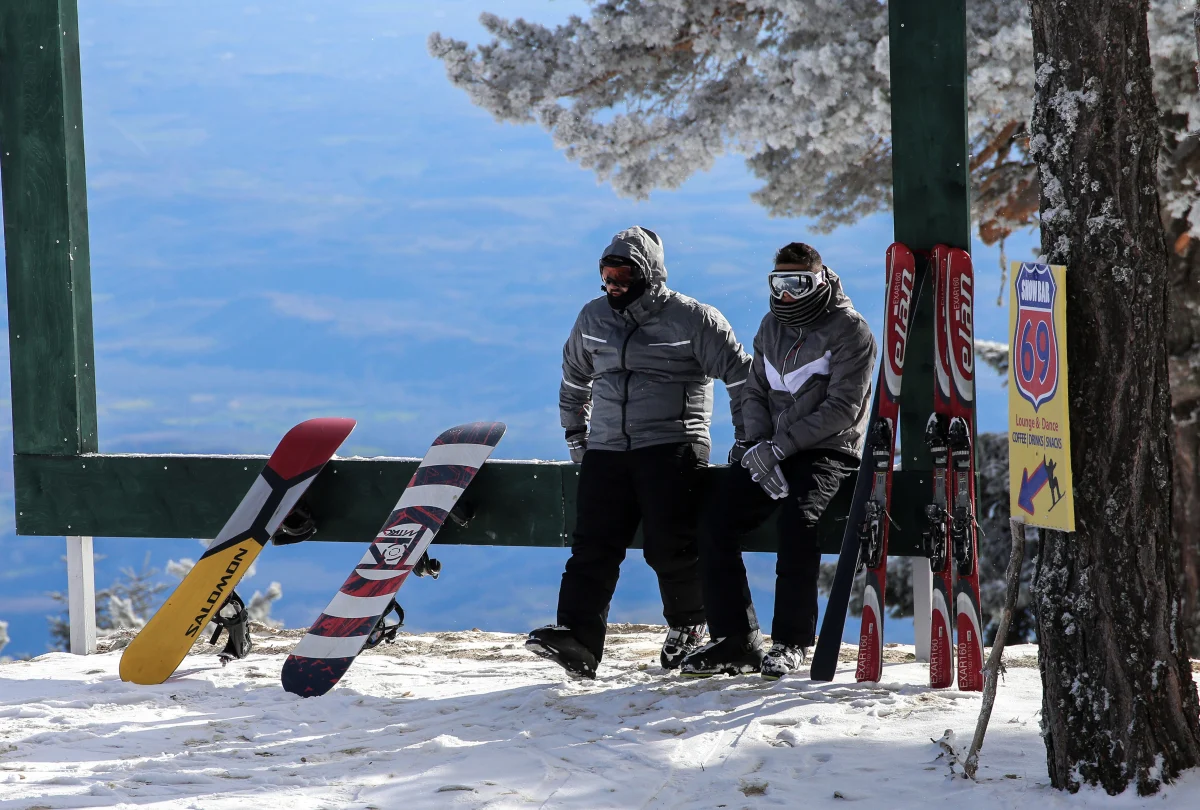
[768,269,824,300]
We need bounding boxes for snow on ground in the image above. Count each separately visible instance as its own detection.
[1,625,1198,809]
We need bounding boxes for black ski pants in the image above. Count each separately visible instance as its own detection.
[699,449,857,648]
[557,442,709,661]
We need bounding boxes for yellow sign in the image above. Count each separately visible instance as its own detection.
[1008,262,1075,531]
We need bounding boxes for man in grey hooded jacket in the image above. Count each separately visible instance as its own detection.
[681,242,878,681]
[525,226,752,678]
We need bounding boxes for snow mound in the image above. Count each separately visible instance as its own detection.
[2,626,1196,808]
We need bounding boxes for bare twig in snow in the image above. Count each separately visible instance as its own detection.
[965,518,1027,779]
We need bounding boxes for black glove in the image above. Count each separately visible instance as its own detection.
[727,439,752,465]
[741,441,789,500]
[566,428,588,463]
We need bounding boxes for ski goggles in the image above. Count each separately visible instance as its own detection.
[599,259,639,288]
[768,269,824,300]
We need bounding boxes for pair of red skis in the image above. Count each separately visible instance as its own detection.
[119,419,505,697]
[812,243,981,691]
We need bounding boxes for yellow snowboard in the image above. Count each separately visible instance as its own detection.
[119,417,355,684]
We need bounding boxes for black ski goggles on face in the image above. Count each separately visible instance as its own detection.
[768,269,823,300]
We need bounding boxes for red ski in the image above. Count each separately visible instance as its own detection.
[944,248,984,691]
[925,244,956,689]
[854,243,918,682]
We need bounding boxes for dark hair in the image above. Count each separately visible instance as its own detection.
[774,242,822,270]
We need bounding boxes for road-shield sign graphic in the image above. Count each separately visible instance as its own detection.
[1013,263,1060,412]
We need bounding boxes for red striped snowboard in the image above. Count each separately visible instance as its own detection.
[281,421,506,697]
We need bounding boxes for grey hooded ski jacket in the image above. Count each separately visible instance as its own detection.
[560,227,751,452]
[743,268,877,460]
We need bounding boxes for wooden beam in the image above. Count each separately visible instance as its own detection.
[0,0,98,456]
[14,455,933,556]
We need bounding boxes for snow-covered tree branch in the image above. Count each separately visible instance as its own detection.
[431,0,1195,244]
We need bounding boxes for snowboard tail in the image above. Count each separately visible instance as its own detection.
[281,421,506,697]
[119,417,356,685]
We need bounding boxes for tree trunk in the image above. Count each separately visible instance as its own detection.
[1166,199,1200,657]
[1160,14,1200,666]
[1028,0,1200,795]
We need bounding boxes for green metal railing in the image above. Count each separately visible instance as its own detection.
[2,0,970,560]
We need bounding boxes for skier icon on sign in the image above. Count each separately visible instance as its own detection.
[1013,263,1060,412]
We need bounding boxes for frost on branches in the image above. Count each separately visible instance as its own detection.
[430,0,1195,246]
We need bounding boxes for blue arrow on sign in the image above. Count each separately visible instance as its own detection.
[1018,461,1049,514]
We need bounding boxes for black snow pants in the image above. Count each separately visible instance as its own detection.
[699,450,857,648]
[557,442,709,661]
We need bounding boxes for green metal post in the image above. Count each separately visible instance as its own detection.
[0,0,98,456]
[888,0,971,472]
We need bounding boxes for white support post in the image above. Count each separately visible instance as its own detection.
[66,536,97,655]
[912,556,932,662]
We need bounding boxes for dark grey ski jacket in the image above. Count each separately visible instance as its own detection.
[559,227,751,452]
[742,268,877,459]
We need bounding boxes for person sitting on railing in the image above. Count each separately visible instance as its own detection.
[681,242,877,681]
[525,225,751,679]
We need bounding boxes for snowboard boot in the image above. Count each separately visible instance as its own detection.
[761,642,808,681]
[660,624,706,670]
[679,631,766,678]
[525,625,598,680]
[209,591,252,665]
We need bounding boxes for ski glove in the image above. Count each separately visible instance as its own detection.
[727,439,752,465]
[758,466,790,500]
[741,441,789,500]
[566,428,588,464]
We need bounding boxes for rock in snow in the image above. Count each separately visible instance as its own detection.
[0,625,1196,808]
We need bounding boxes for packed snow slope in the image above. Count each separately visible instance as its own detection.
[2,625,1198,809]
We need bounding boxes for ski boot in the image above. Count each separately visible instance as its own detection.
[679,631,766,678]
[660,624,706,670]
[761,643,808,681]
[525,625,598,679]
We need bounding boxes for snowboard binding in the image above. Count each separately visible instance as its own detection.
[363,600,405,650]
[447,501,476,529]
[271,496,318,546]
[209,591,253,665]
[412,551,441,579]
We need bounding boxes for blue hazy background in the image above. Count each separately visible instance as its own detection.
[0,0,1033,658]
